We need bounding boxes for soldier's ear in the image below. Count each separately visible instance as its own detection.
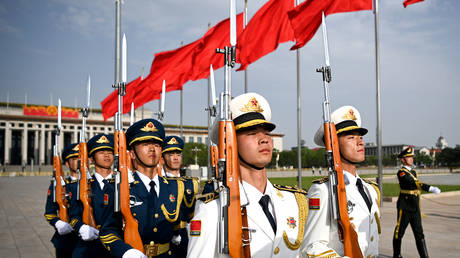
[129,149,136,160]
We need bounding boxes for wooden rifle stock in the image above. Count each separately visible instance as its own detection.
[218,120,249,258]
[210,145,219,178]
[53,155,69,222]
[323,123,363,258]
[78,142,97,228]
[115,131,144,252]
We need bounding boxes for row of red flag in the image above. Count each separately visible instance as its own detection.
[101,0,423,120]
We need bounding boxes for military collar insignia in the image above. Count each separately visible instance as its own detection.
[72,145,80,151]
[167,137,179,145]
[347,200,355,214]
[169,194,176,202]
[342,109,357,121]
[140,122,158,132]
[240,97,264,113]
[186,188,192,195]
[104,194,109,205]
[287,217,297,229]
[96,136,110,144]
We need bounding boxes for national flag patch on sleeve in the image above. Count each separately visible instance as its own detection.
[104,194,109,205]
[47,189,51,196]
[309,198,320,210]
[400,171,405,177]
[190,220,201,236]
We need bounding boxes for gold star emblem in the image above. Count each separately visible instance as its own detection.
[72,145,80,151]
[342,109,357,121]
[140,122,158,132]
[240,97,264,113]
[167,137,179,145]
[96,136,110,144]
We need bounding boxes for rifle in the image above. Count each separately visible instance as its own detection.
[113,34,144,252]
[215,0,250,256]
[316,13,362,258]
[52,99,69,222]
[78,75,97,228]
[128,102,135,172]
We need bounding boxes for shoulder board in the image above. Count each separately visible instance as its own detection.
[362,178,378,187]
[65,179,71,184]
[163,176,183,181]
[89,178,95,182]
[273,184,307,195]
[312,176,329,184]
[400,167,410,172]
[197,191,219,204]
[69,179,78,184]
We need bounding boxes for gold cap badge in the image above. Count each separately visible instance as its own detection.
[240,97,264,113]
[96,136,110,144]
[72,145,80,151]
[140,122,158,132]
[342,109,357,121]
[167,137,178,145]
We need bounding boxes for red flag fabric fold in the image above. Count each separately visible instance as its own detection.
[403,0,423,8]
[100,76,142,121]
[190,13,244,81]
[237,0,295,71]
[288,0,372,50]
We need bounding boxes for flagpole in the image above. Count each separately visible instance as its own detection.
[115,0,121,84]
[244,0,248,93]
[180,42,184,138]
[295,0,302,188]
[374,0,383,205]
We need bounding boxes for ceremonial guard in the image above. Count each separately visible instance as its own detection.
[99,119,195,258]
[187,93,309,258]
[392,147,440,258]
[162,135,199,257]
[70,134,115,258]
[302,106,381,258]
[44,143,80,257]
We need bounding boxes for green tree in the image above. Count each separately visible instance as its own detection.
[278,150,296,168]
[436,147,460,170]
[182,143,207,166]
[415,153,432,167]
[382,154,398,167]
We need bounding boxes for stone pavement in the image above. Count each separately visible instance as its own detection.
[1,176,459,257]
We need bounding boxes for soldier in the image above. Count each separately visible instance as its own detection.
[70,134,115,258]
[392,147,441,258]
[44,143,80,257]
[100,119,195,258]
[187,92,309,258]
[302,106,381,257]
[162,135,199,257]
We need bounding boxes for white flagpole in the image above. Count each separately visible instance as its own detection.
[374,0,383,205]
[296,0,302,188]
[244,0,248,93]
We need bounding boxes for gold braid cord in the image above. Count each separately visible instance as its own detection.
[161,180,184,223]
[183,177,199,208]
[283,192,308,250]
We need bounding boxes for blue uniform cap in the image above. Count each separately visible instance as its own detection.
[162,136,184,154]
[87,134,114,156]
[62,143,79,161]
[126,119,165,149]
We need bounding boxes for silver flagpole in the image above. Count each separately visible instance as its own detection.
[244,0,248,93]
[374,0,383,205]
[180,42,184,138]
[115,0,121,84]
[296,0,302,188]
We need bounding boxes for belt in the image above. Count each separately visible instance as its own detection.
[144,242,170,257]
[400,189,420,196]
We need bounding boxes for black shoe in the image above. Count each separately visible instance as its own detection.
[393,238,403,258]
[416,238,429,258]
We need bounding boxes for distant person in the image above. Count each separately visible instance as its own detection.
[392,147,441,258]
[312,166,315,175]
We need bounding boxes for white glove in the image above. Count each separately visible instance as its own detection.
[429,186,441,195]
[79,224,99,241]
[122,248,147,258]
[55,220,73,235]
[171,234,181,245]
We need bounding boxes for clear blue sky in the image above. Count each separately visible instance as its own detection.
[1,0,459,150]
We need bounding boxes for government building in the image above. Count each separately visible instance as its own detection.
[0,102,284,168]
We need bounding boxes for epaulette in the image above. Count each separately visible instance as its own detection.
[65,178,71,184]
[312,176,329,184]
[400,167,410,172]
[273,184,307,195]
[163,176,183,181]
[69,179,78,184]
[362,178,378,187]
[196,191,219,204]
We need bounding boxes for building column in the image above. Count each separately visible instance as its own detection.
[22,128,28,165]
[74,128,79,142]
[40,129,45,165]
[4,122,11,165]
[34,130,39,165]
[47,130,52,165]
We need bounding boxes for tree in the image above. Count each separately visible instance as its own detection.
[182,143,207,167]
[278,150,297,168]
[415,152,432,168]
[436,147,460,171]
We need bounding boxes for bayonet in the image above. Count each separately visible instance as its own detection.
[130,102,135,126]
[155,80,166,121]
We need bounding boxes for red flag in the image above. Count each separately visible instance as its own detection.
[190,13,244,81]
[100,76,142,121]
[403,0,423,8]
[288,0,372,50]
[237,0,295,71]
[134,39,203,107]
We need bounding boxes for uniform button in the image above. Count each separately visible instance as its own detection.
[153,227,158,232]
[274,247,280,254]
[155,213,159,218]
[168,251,172,255]
[133,213,136,217]
[371,236,374,241]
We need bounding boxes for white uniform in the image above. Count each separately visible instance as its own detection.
[302,171,381,258]
[187,179,309,258]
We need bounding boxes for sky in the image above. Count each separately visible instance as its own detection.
[0,0,459,150]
